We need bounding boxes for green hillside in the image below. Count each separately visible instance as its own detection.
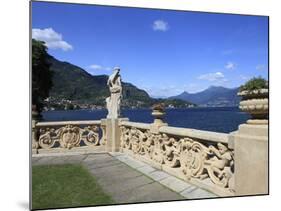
[46,56,193,109]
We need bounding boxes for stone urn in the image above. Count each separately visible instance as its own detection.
[151,103,166,125]
[238,88,268,124]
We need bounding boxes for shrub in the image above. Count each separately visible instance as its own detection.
[239,77,268,91]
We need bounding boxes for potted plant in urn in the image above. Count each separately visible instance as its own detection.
[238,77,268,124]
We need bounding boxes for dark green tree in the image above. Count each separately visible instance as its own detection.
[32,39,53,112]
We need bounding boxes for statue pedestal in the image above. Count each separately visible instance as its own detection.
[103,118,129,152]
[232,123,268,195]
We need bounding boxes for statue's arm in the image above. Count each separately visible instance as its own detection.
[117,76,122,86]
[112,71,119,82]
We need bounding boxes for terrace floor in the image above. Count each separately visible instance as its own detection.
[32,152,217,204]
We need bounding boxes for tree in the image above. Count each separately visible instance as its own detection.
[32,39,53,112]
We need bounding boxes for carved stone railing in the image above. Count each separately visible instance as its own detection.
[32,120,107,154]
[31,96,267,197]
[119,121,234,196]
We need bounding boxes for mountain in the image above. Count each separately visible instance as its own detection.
[169,86,240,107]
[48,56,151,107]
[46,55,193,109]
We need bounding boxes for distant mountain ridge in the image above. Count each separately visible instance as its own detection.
[47,55,193,108]
[46,54,238,108]
[169,86,241,107]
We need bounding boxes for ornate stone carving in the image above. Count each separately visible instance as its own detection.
[120,126,131,149]
[180,139,234,188]
[38,128,57,149]
[106,67,122,119]
[162,135,181,167]
[204,143,234,188]
[32,120,39,150]
[59,125,81,149]
[82,125,100,146]
[37,124,102,149]
[100,125,107,145]
[120,126,234,190]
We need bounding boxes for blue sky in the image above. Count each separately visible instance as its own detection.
[32,1,268,98]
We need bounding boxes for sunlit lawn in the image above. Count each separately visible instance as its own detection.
[32,164,114,210]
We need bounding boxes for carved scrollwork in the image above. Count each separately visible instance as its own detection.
[180,139,208,179]
[37,124,102,149]
[203,143,234,188]
[141,130,155,158]
[119,126,234,190]
[161,134,181,167]
[120,126,131,149]
[179,139,234,188]
[100,125,107,145]
[82,125,100,146]
[130,127,146,154]
[150,133,164,164]
[38,128,57,149]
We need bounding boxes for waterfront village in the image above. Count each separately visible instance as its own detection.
[43,97,196,111]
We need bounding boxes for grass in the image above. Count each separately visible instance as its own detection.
[32,164,114,210]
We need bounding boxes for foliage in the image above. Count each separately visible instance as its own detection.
[152,103,165,111]
[239,77,268,91]
[32,39,53,112]
[32,164,114,209]
[66,103,74,110]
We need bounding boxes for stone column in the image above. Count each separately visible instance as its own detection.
[103,118,128,152]
[233,89,268,195]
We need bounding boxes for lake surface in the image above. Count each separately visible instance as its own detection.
[42,107,250,133]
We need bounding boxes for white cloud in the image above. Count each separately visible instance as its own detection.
[256,64,266,71]
[152,20,169,32]
[89,64,102,70]
[142,85,182,98]
[89,64,112,71]
[198,72,226,82]
[32,28,73,51]
[225,62,236,70]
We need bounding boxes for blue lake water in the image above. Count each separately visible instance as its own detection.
[42,107,250,133]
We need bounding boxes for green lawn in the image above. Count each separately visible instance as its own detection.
[32,164,114,210]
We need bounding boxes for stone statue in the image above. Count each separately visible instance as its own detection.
[106,67,122,119]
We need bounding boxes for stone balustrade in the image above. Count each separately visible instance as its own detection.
[32,120,107,154]
[31,95,268,197]
[119,121,234,196]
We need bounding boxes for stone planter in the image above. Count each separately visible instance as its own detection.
[238,88,268,124]
[151,104,168,130]
[152,109,166,125]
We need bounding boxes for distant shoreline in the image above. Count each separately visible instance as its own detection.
[43,106,240,112]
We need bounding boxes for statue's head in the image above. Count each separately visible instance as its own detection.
[113,66,120,74]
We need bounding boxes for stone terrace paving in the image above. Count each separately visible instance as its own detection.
[32,152,217,203]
